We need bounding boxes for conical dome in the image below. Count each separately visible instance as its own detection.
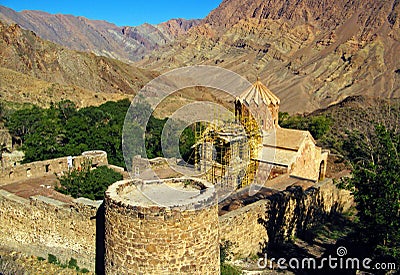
[238,79,280,106]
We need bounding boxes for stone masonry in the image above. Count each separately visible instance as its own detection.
[104,178,220,274]
[0,150,108,185]
[0,175,352,273]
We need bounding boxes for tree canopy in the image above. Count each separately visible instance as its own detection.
[5,99,195,169]
[56,160,123,200]
[341,124,400,265]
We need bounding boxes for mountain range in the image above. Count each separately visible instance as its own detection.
[0,0,399,113]
[0,21,156,107]
[0,5,200,62]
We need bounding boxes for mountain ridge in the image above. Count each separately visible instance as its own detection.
[0,21,157,107]
[1,1,400,113]
[0,5,201,62]
[136,0,400,113]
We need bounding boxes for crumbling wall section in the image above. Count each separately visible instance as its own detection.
[0,150,108,185]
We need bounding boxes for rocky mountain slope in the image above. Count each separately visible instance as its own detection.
[1,1,399,113]
[0,21,157,107]
[0,5,200,62]
[137,0,400,113]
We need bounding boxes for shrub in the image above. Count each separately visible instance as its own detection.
[221,263,242,275]
[220,240,242,274]
[47,254,59,265]
[56,160,123,200]
[279,112,332,139]
[68,257,78,270]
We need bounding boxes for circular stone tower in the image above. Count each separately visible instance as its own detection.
[104,178,220,274]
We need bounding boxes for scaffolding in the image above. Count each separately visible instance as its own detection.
[192,102,263,189]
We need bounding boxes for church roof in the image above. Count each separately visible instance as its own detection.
[254,128,317,166]
[238,79,280,106]
[263,128,315,151]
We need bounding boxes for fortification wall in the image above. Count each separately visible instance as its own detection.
[219,178,353,258]
[0,150,108,185]
[104,178,220,274]
[219,200,268,258]
[0,177,352,272]
[0,190,100,270]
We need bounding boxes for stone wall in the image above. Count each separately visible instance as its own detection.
[0,150,108,185]
[0,176,352,273]
[219,178,353,258]
[104,179,220,274]
[0,189,100,270]
[0,129,12,151]
[219,200,268,258]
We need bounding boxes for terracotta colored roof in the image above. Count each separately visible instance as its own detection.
[238,80,280,106]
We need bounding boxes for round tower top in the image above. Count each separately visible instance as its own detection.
[105,177,216,211]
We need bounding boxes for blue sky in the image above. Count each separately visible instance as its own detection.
[1,0,222,26]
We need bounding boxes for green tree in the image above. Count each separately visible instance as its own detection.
[57,100,77,122]
[5,105,46,141]
[279,112,332,139]
[145,116,167,159]
[341,125,400,264]
[179,125,196,163]
[56,161,123,200]
[3,99,187,169]
[220,240,242,275]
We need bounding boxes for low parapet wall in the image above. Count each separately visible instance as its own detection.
[0,150,108,185]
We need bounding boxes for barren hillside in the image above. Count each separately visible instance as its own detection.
[137,0,400,113]
[0,5,200,62]
[0,21,158,107]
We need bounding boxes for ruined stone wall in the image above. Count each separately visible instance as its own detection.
[104,179,220,274]
[0,190,99,271]
[0,150,108,185]
[0,129,12,151]
[219,178,353,258]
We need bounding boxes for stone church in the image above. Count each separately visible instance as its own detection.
[198,79,328,188]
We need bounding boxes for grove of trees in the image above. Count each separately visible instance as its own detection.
[4,99,196,169]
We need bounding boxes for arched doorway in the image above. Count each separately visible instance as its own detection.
[318,161,325,181]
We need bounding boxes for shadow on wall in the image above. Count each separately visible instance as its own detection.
[258,185,347,253]
[95,202,105,275]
